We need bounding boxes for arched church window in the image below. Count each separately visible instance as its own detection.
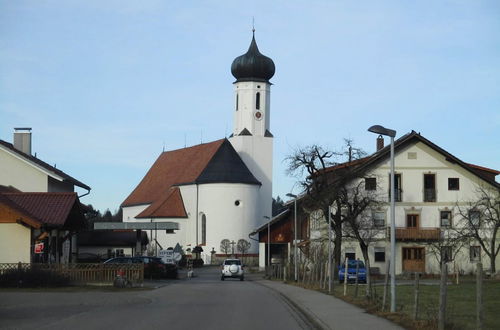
[236,93,239,111]
[201,214,207,245]
[256,92,260,110]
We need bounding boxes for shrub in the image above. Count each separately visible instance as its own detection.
[0,266,71,288]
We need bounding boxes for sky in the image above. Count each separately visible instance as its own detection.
[1,1,499,213]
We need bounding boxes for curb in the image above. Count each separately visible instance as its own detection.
[253,279,327,330]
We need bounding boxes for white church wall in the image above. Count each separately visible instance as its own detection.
[233,81,270,137]
[197,183,260,256]
[230,135,273,229]
[122,204,149,223]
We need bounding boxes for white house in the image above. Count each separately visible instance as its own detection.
[306,131,499,275]
[0,128,90,263]
[121,33,275,265]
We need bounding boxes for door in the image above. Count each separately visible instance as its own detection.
[402,247,425,272]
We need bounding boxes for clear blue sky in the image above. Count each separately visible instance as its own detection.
[1,1,499,213]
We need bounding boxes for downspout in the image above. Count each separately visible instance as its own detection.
[196,183,199,246]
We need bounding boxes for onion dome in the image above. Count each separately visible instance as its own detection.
[231,32,275,83]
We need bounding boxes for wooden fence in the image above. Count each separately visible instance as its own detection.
[0,263,144,285]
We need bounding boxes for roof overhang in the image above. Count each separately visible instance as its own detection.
[94,222,179,230]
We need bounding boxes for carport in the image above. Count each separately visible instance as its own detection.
[94,222,179,256]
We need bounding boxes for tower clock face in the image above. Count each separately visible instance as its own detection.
[254,111,263,120]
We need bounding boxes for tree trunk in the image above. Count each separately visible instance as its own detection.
[361,246,371,298]
[333,227,342,280]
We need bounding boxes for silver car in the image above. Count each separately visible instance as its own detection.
[221,259,244,281]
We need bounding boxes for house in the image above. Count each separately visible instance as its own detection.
[77,230,149,262]
[251,201,311,270]
[308,131,499,275]
[0,128,90,263]
[121,33,275,265]
[0,128,90,194]
[0,192,86,263]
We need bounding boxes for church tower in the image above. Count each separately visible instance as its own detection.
[229,31,275,226]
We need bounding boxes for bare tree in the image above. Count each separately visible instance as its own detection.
[220,239,231,257]
[341,180,383,297]
[237,239,251,261]
[425,228,468,273]
[456,186,500,273]
[286,140,368,279]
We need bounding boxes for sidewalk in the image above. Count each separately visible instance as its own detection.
[254,277,403,330]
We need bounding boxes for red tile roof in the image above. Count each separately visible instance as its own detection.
[121,139,225,207]
[0,192,85,228]
[136,187,187,218]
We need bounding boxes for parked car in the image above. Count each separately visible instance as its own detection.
[104,256,178,279]
[220,259,244,281]
[338,259,366,283]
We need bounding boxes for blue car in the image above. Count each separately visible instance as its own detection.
[338,259,366,283]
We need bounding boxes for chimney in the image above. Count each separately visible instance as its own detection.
[13,128,32,155]
[376,135,384,151]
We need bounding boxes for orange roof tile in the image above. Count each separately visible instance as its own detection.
[136,187,187,218]
[121,139,225,207]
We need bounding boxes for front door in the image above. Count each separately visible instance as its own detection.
[402,247,425,273]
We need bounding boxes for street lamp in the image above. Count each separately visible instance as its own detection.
[368,124,397,313]
[286,193,298,282]
[264,216,270,277]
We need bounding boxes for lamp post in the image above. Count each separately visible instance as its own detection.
[368,124,397,313]
[286,193,298,282]
[264,216,270,277]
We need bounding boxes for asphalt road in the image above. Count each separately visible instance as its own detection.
[0,267,316,330]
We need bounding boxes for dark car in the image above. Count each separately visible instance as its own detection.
[338,259,366,283]
[104,256,177,279]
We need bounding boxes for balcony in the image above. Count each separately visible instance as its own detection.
[395,227,441,241]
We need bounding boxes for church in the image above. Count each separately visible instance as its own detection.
[121,32,275,264]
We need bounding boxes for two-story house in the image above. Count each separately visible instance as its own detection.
[331,131,499,275]
[0,128,90,263]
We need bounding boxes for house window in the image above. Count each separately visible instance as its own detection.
[440,211,452,228]
[374,247,385,262]
[470,246,481,262]
[388,173,402,202]
[448,178,459,190]
[407,214,419,228]
[441,246,452,262]
[256,92,260,110]
[407,152,417,159]
[424,174,436,202]
[469,210,481,227]
[373,211,386,227]
[365,177,376,190]
[345,252,356,261]
[201,214,207,245]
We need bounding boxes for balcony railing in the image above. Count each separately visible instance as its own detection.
[395,227,441,241]
[388,189,402,202]
[424,188,436,202]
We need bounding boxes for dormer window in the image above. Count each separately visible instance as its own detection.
[256,92,260,110]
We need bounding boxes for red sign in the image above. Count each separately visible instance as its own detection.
[34,243,44,254]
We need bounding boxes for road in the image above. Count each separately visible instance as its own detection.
[0,267,316,330]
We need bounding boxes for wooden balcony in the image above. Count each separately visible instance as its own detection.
[395,227,441,241]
